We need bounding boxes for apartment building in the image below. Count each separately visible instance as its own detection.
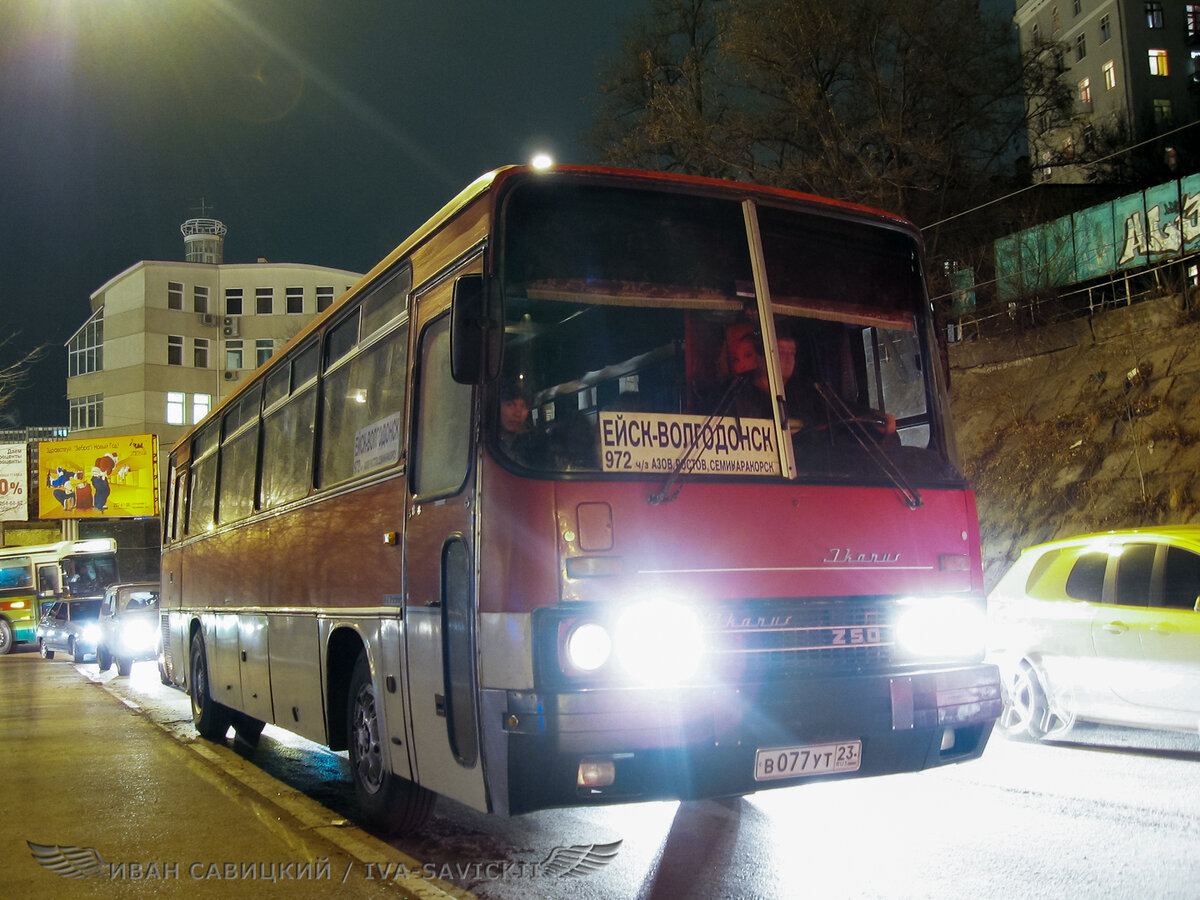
[1016,0,1200,182]
[65,217,360,452]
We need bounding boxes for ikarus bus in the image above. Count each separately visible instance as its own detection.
[160,166,1002,835]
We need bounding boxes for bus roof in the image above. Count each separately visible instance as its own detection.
[0,539,117,559]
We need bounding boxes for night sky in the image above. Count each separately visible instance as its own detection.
[1,0,646,426]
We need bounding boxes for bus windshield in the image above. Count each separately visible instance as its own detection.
[61,552,119,598]
[496,181,959,485]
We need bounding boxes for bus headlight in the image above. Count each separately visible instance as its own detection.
[613,599,704,686]
[895,597,986,660]
[564,621,612,673]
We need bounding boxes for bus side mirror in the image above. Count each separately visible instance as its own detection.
[450,273,503,384]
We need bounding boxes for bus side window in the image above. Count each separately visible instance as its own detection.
[218,392,262,524]
[37,565,59,598]
[319,323,409,487]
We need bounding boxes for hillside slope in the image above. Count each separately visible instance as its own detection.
[949,294,1200,590]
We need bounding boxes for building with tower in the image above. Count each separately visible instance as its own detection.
[61,215,361,565]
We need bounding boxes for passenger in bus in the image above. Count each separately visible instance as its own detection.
[498,377,549,466]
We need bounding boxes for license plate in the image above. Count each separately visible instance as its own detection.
[754,740,862,781]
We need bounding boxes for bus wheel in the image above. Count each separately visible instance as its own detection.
[189,632,230,741]
[39,639,54,660]
[347,654,436,836]
[97,645,113,672]
[0,619,12,655]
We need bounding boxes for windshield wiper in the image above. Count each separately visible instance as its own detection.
[647,374,751,505]
[811,382,923,510]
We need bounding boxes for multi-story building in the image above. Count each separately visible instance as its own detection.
[1016,0,1200,182]
[66,217,360,450]
[62,217,360,568]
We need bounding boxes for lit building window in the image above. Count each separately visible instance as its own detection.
[226,340,244,370]
[168,281,184,311]
[68,308,104,377]
[1079,77,1091,103]
[256,339,274,367]
[193,393,212,424]
[225,288,243,316]
[194,338,210,368]
[194,285,210,314]
[286,286,304,314]
[316,286,335,312]
[1149,49,1169,76]
[256,286,274,315]
[1104,59,1117,89]
[166,391,185,425]
[1190,4,1200,39]
[1146,1,1164,28]
[168,335,184,366]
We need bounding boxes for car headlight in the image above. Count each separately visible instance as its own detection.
[119,620,156,652]
[895,597,987,660]
[82,624,102,644]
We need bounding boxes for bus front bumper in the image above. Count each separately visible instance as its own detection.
[489,664,1001,816]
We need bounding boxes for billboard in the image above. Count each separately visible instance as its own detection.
[38,435,159,519]
[0,443,28,522]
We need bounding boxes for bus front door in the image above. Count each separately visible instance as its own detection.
[403,274,487,811]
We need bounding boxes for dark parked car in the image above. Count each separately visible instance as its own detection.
[988,526,1200,741]
[36,599,103,663]
[96,582,161,676]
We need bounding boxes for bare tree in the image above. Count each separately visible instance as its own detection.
[592,0,747,179]
[0,336,46,424]
[594,0,1052,233]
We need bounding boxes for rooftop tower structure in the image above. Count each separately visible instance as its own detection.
[181,217,227,264]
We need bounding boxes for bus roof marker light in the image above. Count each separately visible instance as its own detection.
[530,153,553,170]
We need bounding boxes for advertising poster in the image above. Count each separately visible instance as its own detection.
[38,435,159,520]
[0,443,29,522]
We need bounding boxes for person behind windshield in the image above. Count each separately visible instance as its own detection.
[497,376,548,465]
[721,325,811,426]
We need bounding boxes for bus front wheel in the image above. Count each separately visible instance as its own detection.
[0,619,12,655]
[189,632,230,741]
[347,653,435,836]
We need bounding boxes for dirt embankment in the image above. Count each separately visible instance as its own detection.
[949,294,1200,590]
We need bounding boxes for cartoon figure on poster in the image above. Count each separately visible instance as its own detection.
[91,451,119,513]
[47,466,90,511]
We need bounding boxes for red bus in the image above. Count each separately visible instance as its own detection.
[160,165,1001,835]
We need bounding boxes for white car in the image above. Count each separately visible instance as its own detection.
[96,582,161,676]
[988,526,1200,741]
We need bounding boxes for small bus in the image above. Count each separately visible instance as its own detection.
[160,165,1002,834]
[0,539,119,654]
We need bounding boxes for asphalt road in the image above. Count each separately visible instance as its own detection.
[9,649,1200,899]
